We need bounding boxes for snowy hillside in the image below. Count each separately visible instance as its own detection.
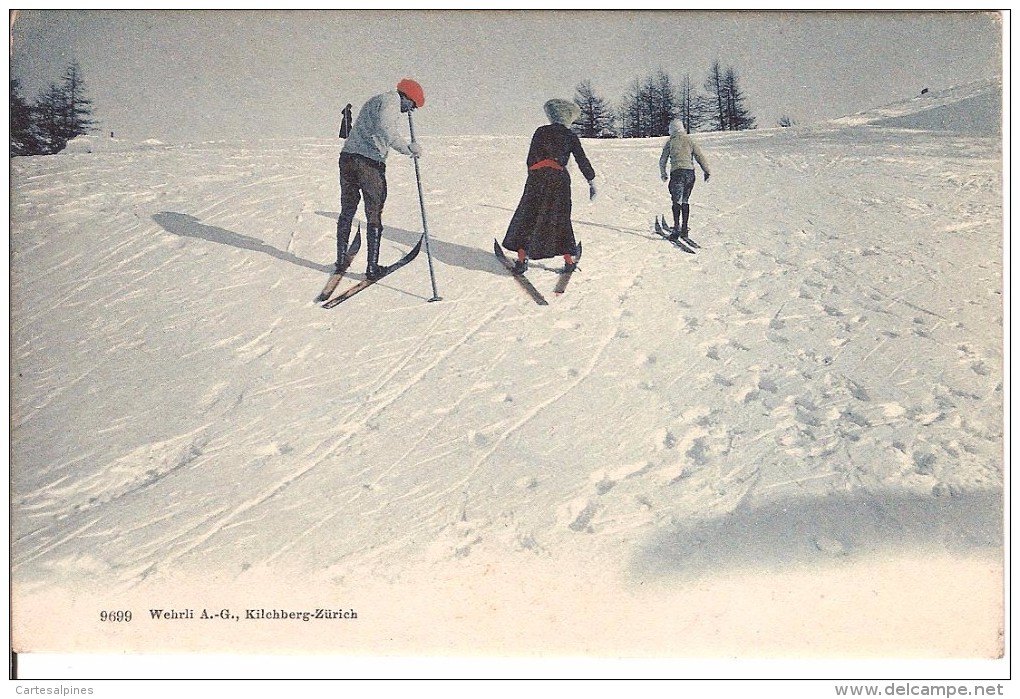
[830,78,1001,135]
[11,81,1004,659]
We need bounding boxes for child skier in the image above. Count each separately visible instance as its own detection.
[658,118,711,241]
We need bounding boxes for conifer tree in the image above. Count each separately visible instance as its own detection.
[618,70,679,138]
[649,68,678,137]
[32,61,98,154]
[572,80,616,138]
[676,73,709,134]
[10,79,41,156]
[723,66,756,131]
[618,77,648,138]
[703,60,729,131]
[703,60,756,131]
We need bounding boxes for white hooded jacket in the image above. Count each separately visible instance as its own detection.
[659,119,710,179]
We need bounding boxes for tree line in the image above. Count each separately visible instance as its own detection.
[572,61,756,139]
[11,61,98,156]
[9,60,755,153]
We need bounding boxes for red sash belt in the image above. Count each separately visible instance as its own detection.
[529,159,565,171]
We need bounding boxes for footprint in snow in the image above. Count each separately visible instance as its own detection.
[685,438,712,466]
[913,451,937,476]
[635,352,657,367]
[566,499,600,533]
[970,361,992,376]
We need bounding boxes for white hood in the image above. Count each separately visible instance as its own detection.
[544,99,581,126]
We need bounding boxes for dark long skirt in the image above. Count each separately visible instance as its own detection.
[501,169,576,260]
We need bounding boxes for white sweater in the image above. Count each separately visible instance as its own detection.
[342,91,413,163]
[659,121,710,178]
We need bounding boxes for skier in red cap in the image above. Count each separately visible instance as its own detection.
[335,78,425,280]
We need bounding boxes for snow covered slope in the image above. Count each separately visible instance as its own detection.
[831,78,1002,135]
[10,81,1004,658]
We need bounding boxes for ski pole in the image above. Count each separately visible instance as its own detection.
[408,112,442,303]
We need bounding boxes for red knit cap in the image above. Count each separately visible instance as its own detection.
[397,78,425,108]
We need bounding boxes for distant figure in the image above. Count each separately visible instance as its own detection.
[335,79,424,280]
[659,118,711,241]
[110,131,114,138]
[921,88,930,95]
[502,98,596,274]
[338,103,353,139]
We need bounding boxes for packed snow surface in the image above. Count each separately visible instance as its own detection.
[11,81,1004,658]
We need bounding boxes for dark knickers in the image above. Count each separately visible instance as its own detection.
[668,168,696,205]
[338,152,387,231]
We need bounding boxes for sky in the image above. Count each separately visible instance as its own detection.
[8,9,1005,143]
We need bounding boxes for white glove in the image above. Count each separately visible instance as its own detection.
[408,142,422,158]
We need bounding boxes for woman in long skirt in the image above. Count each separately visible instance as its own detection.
[502,99,597,274]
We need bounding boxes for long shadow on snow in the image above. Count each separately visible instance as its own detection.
[314,210,528,277]
[632,488,1002,582]
[479,203,654,241]
[154,212,332,274]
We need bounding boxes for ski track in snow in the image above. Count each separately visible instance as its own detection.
[11,85,1004,601]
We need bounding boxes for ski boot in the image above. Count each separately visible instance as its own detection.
[561,243,580,272]
[335,218,353,271]
[679,203,691,240]
[668,203,682,241]
[365,226,389,281]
